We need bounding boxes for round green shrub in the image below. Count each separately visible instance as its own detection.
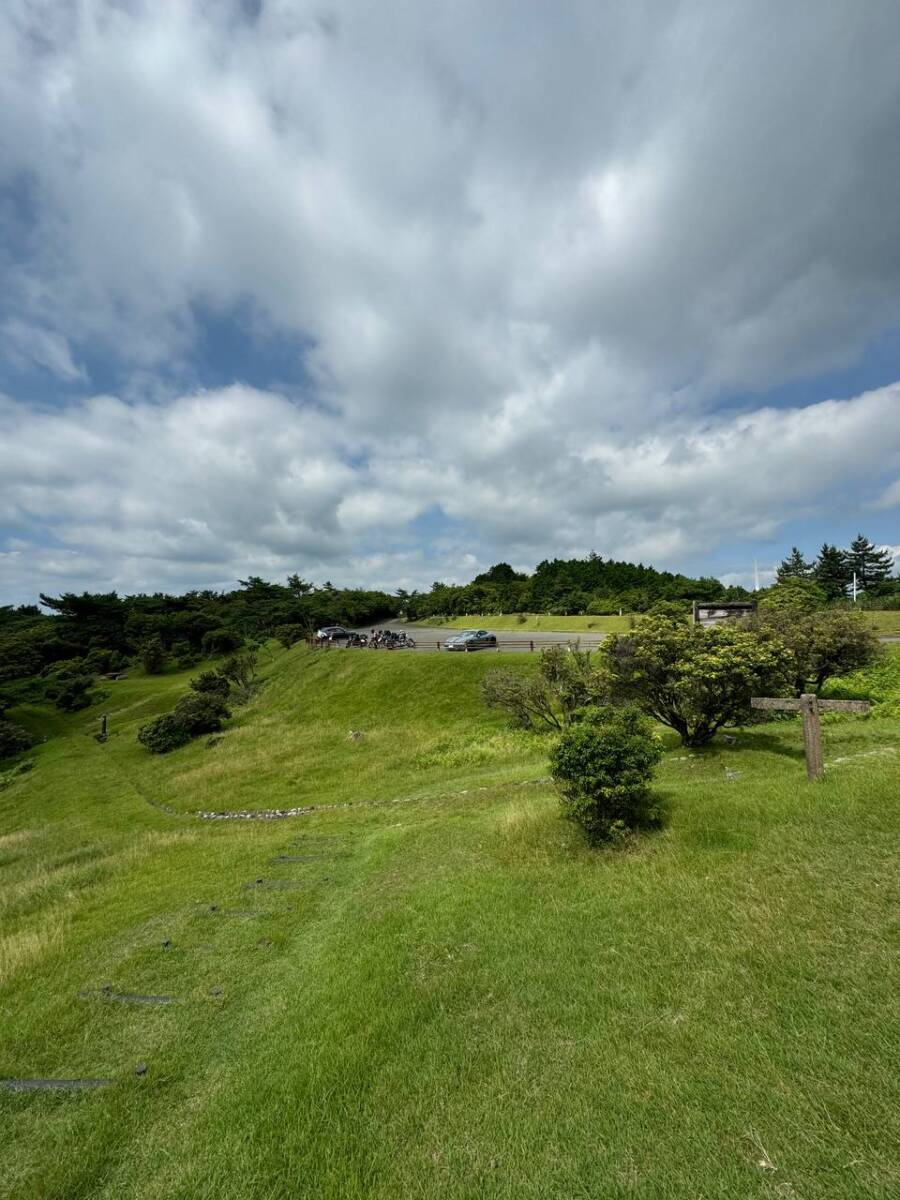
[82,647,126,674]
[140,635,167,675]
[201,628,243,656]
[190,671,230,699]
[273,623,307,648]
[0,719,36,760]
[550,706,663,844]
[137,714,191,754]
[51,676,94,712]
[173,693,231,735]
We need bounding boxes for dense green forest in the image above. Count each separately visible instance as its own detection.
[404,555,737,619]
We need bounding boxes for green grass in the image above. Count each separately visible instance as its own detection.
[1,646,899,1198]
[862,609,900,634]
[416,613,633,632]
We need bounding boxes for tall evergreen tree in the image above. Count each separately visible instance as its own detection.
[814,543,850,600]
[845,533,894,590]
[776,546,813,580]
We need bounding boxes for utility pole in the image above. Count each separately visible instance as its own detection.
[852,571,858,603]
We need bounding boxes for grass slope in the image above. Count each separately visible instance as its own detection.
[1,647,899,1199]
[417,613,633,632]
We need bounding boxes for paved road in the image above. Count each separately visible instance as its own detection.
[346,621,900,653]
[351,622,607,652]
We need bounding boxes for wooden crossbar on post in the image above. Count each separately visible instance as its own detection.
[750,694,871,781]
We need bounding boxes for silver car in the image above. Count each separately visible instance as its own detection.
[442,629,497,651]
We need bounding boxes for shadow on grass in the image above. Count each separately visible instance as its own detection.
[681,731,805,763]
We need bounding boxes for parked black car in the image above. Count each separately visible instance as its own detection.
[316,625,352,641]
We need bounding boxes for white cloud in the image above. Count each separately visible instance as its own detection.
[1,2,900,599]
[1,383,898,601]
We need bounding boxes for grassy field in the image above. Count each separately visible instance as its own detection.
[415,613,633,632]
[2,645,899,1198]
[418,610,900,635]
[864,609,900,633]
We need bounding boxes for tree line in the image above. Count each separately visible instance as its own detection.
[407,536,898,619]
[405,554,739,620]
[776,534,897,601]
[0,575,396,709]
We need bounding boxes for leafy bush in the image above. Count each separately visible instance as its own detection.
[218,651,258,702]
[586,596,620,616]
[190,671,230,699]
[172,693,231,735]
[140,635,167,675]
[137,714,191,754]
[48,675,94,712]
[602,615,791,746]
[201,628,244,657]
[859,593,900,611]
[647,600,691,620]
[482,645,605,731]
[82,647,127,674]
[41,658,86,681]
[0,719,36,760]
[822,645,900,716]
[758,577,828,614]
[550,706,663,844]
[273,623,308,648]
[754,608,882,695]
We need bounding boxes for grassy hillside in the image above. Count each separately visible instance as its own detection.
[416,613,632,632]
[864,609,900,633]
[59,646,548,817]
[2,647,899,1199]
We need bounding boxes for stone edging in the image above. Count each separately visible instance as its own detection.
[194,777,554,821]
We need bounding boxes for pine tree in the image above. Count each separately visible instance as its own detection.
[776,546,813,580]
[845,533,895,590]
[814,544,850,600]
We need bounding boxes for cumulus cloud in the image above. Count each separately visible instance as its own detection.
[2,383,898,601]
[1,1,900,599]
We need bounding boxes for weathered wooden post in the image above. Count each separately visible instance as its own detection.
[799,694,824,781]
[750,695,870,781]
[529,639,534,652]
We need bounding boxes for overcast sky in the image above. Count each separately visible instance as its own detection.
[1,0,899,603]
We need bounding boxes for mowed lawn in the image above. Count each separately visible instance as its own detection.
[422,610,900,635]
[415,613,633,633]
[1,646,899,1199]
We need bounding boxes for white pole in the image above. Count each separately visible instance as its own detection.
[852,572,858,603]
[753,559,760,591]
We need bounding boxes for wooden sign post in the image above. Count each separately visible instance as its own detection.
[750,694,870,781]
